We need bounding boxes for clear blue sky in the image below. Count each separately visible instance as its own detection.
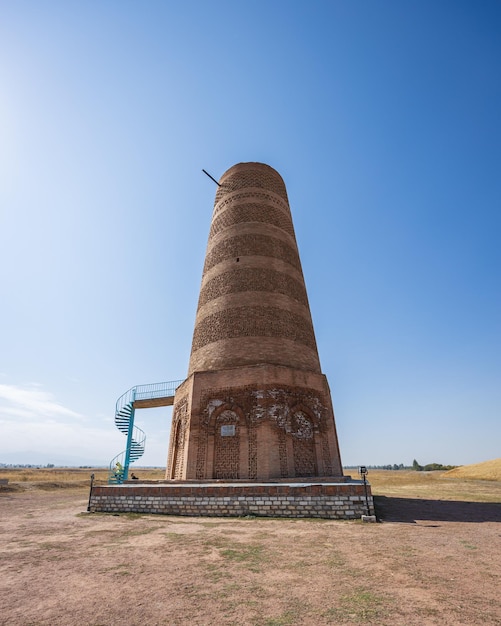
[1,1,499,468]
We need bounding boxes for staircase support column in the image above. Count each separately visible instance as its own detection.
[123,390,137,480]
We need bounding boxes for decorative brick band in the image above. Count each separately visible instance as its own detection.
[191,306,317,352]
[197,267,308,310]
[203,233,302,274]
[209,203,295,240]
[90,482,375,520]
[215,169,288,204]
[213,190,291,219]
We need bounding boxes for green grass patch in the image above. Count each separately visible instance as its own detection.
[262,612,297,626]
[219,543,267,572]
[119,525,162,538]
[324,589,391,622]
[259,599,307,626]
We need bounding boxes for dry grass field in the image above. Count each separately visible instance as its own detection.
[1,467,500,625]
[369,466,501,502]
[0,466,165,485]
[445,457,501,482]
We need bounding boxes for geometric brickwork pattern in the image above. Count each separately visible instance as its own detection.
[188,162,322,377]
[166,162,344,480]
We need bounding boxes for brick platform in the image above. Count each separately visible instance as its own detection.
[89,480,374,520]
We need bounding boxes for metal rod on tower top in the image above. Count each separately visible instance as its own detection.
[202,169,221,186]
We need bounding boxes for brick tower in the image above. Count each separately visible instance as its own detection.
[166,162,343,480]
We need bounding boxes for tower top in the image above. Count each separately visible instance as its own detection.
[214,162,289,205]
[188,161,321,376]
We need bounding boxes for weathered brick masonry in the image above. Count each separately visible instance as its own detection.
[100,163,373,519]
[166,163,345,481]
[90,481,375,520]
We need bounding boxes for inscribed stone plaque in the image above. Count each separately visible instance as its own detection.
[221,424,236,437]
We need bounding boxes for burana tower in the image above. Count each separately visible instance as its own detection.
[166,162,343,480]
[91,162,374,519]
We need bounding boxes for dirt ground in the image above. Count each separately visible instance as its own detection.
[1,483,500,626]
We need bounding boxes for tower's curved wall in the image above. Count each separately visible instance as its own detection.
[188,162,321,376]
[167,162,344,480]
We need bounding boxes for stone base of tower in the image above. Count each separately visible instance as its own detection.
[166,364,344,481]
[89,479,374,520]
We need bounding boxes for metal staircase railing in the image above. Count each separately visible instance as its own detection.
[108,379,184,483]
[134,379,185,401]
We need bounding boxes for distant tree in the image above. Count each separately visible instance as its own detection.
[423,462,458,471]
[412,459,423,471]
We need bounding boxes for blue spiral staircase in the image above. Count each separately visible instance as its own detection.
[108,379,184,483]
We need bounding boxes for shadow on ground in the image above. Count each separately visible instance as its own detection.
[374,496,501,524]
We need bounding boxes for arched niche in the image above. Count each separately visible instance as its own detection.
[289,405,318,477]
[209,404,249,479]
